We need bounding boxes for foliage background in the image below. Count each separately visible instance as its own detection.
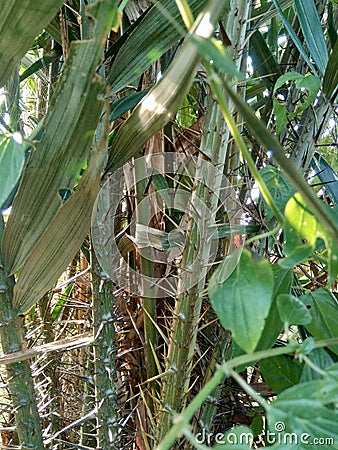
[0,0,337,449]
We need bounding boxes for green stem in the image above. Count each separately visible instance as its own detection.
[156,368,225,450]
[208,69,284,225]
[245,224,281,245]
[300,354,326,376]
[175,0,194,29]
[229,368,269,409]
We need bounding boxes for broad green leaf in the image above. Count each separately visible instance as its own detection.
[260,355,303,394]
[276,294,311,326]
[300,348,334,383]
[12,128,107,315]
[0,135,25,209]
[272,100,288,137]
[299,288,338,356]
[300,348,336,382]
[273,73,320,135]
[274,73,321,108]
[325,363,338,381]
[268,400,338,450]
[107,0,209,93]
[208,249,274,353]
[255,265,293,351]
[2,1,119,275]
[294,0,328,75]
[105,0,226,173]
[277,378,338,406]
[214,247,243,285]
[323,38,338,100]
[281,193,338,282]
[281,194,318,266]
[260,165,295,220]
[0,0,65,86]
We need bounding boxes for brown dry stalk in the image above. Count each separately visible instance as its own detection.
[0,332,93,365]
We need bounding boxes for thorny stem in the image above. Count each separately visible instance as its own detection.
[0,217,44,449]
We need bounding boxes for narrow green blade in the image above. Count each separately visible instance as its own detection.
[271,0,317,75]
[0,135,25,209]
[323,38,338,100]
[294,0,328,75]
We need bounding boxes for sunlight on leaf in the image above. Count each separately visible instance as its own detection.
[281,193,338,282]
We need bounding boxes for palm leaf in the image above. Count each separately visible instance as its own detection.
[13,121,108,314]
[323,38,338,100]
[294,0,328,75]
[105,0,227,173]
[3,1,119,275]
[271,0,318,75]
[107,0,209,93]
[0,0,65,85]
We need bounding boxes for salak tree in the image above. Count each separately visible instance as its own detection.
[0,0,337,448]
